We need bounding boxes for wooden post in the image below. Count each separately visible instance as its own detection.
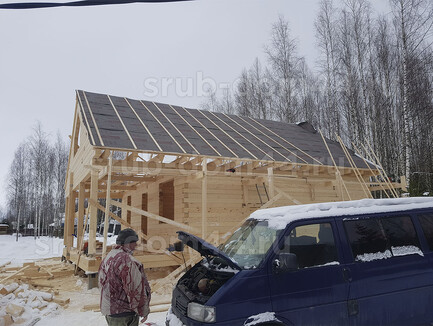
[75,207,89,275]
[77,182,85,250]
[63,197,69,250]
[103,153,113,258]
[202,158,207,239]
[65,172,75,253]
[88,170,99,256]
[268,167,275,199]
[67,190,76,249]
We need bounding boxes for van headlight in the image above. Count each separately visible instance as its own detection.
[187,302,216,323]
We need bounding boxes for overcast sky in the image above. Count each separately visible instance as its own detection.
[0,0,390,209]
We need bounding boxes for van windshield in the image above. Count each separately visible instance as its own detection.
[220,219,282,269]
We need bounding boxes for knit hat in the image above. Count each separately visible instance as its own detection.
[116,228,139,245]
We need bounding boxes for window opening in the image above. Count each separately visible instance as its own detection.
[159,180,174,223]
[127,195,131,225]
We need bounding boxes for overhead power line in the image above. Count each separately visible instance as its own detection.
[0,0,192,10]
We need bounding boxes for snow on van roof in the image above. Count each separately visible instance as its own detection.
[249,197,433,230]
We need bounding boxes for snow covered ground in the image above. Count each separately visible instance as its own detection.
[0,235,169,326]
[0,235,64,267]
[41,308,168,326]
[0,234,119,267]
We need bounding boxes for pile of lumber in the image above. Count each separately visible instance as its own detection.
[0,281,70,325]
[0,261,74,284]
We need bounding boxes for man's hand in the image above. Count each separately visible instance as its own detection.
[140,316,147,324]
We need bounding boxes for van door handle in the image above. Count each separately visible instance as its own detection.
[342,267,352,282]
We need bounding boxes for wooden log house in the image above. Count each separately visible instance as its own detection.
[63,90,406,274]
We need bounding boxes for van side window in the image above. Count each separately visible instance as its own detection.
[418,214,433,250]
[381,216,421,256]
[344,219,389,262]
[344,216,423,262]
[282,223,338,269]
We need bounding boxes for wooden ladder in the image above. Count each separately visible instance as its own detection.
[256,183,269,206]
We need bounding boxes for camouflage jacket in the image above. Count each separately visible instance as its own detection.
[99,245,151,317]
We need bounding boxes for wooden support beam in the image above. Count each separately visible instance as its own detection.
[106,175,156,182]
[77,182,86,251]
[187,156,203,166]
[241,178,249,204]
[72,111,80,157]
[63,196,69,251]
[75,207,89,275]
[172,155,190,165]
[85,184,137,191]
[268,167,275,199]
[110,200,199,234]
[102,154,113,258]
[202,158,208,239]
[65,173,75,253]
[88,170,99,256]
[149,153,165,163]
[98,164,199,176]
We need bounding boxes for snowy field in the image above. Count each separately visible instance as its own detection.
[0,235,169,326]
[0,235,65,267]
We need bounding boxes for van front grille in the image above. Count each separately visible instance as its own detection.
[175,297,188,316]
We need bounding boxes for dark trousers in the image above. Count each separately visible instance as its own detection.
[105,314,139,326]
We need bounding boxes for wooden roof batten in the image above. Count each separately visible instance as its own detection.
[75,90,375,177]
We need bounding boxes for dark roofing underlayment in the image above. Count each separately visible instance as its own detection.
[76,90,369,168]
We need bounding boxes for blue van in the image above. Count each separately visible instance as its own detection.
[166,198,433,326]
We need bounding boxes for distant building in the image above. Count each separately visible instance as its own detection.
[0,224,9,235]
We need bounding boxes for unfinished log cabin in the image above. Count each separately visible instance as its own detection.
[63,90,405,275]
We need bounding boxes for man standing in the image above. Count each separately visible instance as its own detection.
[99,228,151,326]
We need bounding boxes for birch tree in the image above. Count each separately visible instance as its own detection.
[28,122,50,237]
[315,0,342,137]
[266,16,300,123]
[7,143,29,240]
[390,0,433,185]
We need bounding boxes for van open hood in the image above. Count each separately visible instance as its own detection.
[177,231,241,271]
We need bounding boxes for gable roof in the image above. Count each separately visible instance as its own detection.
[76,90,368,168]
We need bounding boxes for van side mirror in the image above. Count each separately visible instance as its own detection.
[273,253,298,273]
[168,241,184,252]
